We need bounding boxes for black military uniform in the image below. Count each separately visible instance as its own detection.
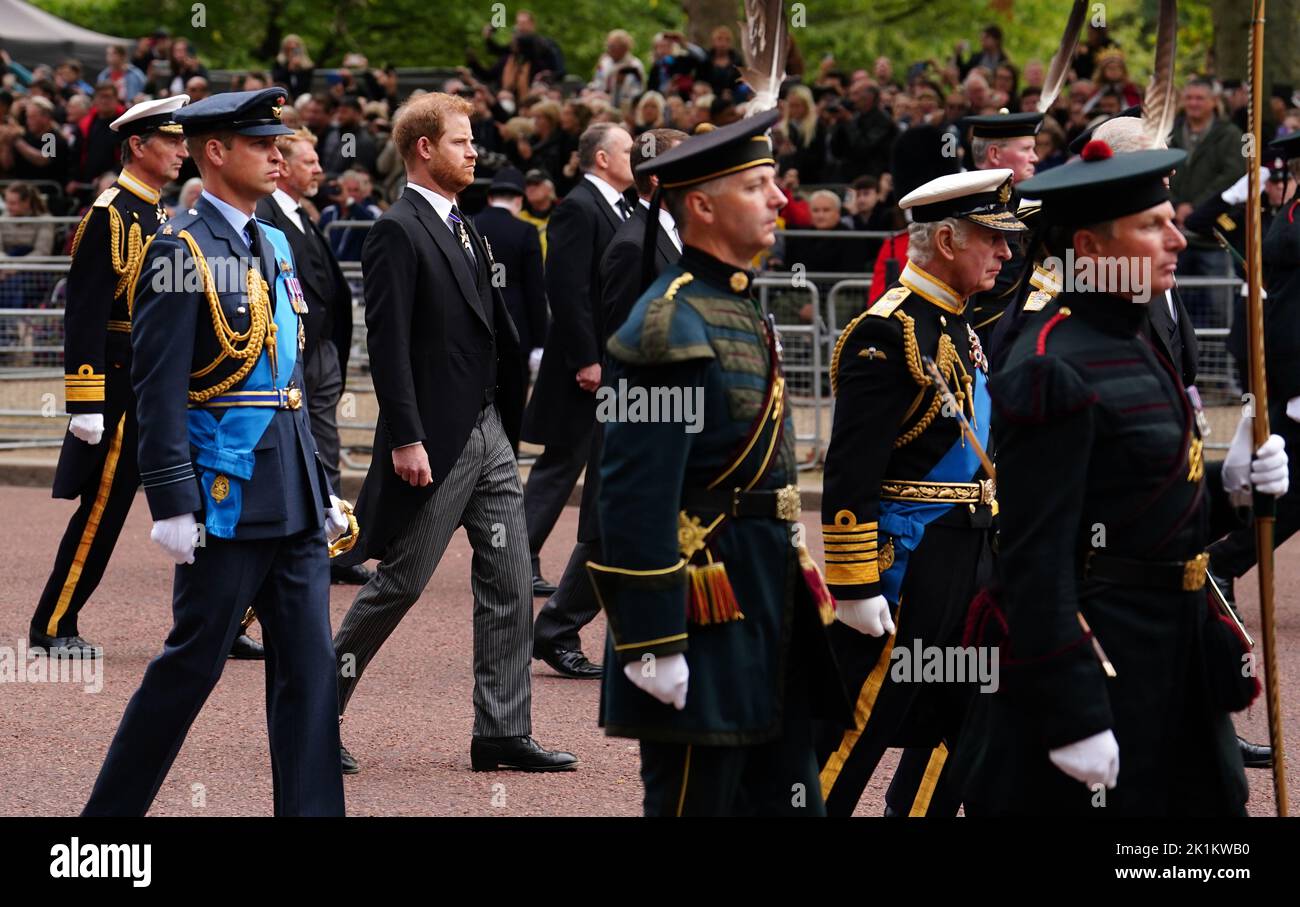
[83,89,344,816]
[958,149,1254,816]
[960,112,1044,347]
[815,171,1026,817]
[30,97,187,654]
[589,111,849,817]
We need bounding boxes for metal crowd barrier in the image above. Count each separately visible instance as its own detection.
[0,255,1252,459]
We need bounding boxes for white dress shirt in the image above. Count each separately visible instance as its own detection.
[271,187,306,233]
[638,197,681,252]
[584,172,628,218]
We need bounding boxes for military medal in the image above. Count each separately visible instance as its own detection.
[967,323,988,374]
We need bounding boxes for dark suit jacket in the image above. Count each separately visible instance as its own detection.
[575,203,681,543]
[472,204,548,355]
[343,187,525,563]
[132,196,328,540]
[255,195,353,385]
[521,176,624,447]
[1144,286,1200,389]
[599,203,680,343]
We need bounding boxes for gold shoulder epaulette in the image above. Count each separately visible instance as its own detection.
[866,285,910,318]
[663,272,694,300]
[92,187,119,208]
[830,288,910,395]
[1216,212,1237,232]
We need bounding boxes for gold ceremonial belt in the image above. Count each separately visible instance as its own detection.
[107,320,132,333]
[880,478,996,506]
[188,386,303,410]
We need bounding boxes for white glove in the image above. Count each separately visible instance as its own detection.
[326,495,349,542]
[1224,416,1289,503]
[69,413,104,445]
[1249,434,1288,496]
[1287,396,1300,425]
[623,652,689,710]
[1220,167,1270,206]
[1049,729,1120,789]
[528,347,543,375]
[151,513,198,565]
[836,595,895,637]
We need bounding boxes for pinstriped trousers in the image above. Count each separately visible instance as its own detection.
[333,404,533,738]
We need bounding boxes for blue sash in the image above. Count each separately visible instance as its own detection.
[878,369,990,604]
[188,226,300,538]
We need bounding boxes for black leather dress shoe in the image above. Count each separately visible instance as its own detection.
[331,562,373,585]
[532,574,558,597]
[534,644,602,678]
[229,633,265,660]
[471,736,578,772]
[1238,736,1273,769]
[29,630,100,658]
[340,744,359,775]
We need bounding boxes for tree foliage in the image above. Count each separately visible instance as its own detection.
[27,0,1232,87]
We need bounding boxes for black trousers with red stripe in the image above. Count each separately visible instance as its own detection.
[31,411,139,639]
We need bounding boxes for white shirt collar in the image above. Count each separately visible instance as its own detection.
[584,172,625,213]
[639,196,681,252]
[406,181,456,224]
[899,261,965,313]
[201,189,254,244]
[271,188,305,232]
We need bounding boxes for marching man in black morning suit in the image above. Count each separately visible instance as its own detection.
[599,127,688,340]
[528,127,689,682]
[255,127,367,586]
[330,92,576,775]
[520,123,634,658]
[472,166,549,389]
[31,96,189,657]
[83,89,350,816]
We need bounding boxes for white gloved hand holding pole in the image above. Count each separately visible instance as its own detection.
[623,652,689,710]
[1049,729,1120,789]
[326,495,349,543]
[151,513,199,565]
[1223,415,1289,506]
[836,595,895,637]
[69,413,104,445]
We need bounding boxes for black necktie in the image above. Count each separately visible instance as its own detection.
[616,197,632,220]
[295,206,312,235]
[244,221,262,263]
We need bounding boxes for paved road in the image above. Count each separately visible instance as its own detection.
[1,486,1295,816]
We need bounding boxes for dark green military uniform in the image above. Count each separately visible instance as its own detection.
[31,167,168,646]
[592,246,848,816]
[958,148,1253,816]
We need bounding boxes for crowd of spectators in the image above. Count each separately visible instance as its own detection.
[0,12,1298,324]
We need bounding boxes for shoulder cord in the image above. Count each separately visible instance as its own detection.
[176,229,274,403]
